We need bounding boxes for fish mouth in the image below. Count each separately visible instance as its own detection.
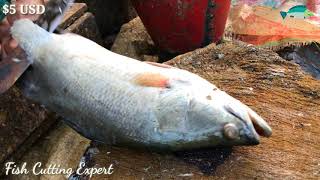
[248,108,272,138]
[224,102,272,144]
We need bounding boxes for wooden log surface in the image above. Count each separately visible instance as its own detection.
[90,42,320,179]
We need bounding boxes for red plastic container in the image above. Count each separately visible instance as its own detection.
[131,0,231,53]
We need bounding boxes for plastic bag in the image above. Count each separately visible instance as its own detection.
[227,0,320,48]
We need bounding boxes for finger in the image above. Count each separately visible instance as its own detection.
[0,33,12,57]
[1,42,8,59]
[3,38,18,56]
[0,18,11,38]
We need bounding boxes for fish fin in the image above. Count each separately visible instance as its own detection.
[145,61,175,69]
[305,10,314,17]
[0,48,30,94]
[36,0,74,33]
[280,11,287,19]
[133,72,170,88]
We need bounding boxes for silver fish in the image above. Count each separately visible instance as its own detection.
[6,18,273,151]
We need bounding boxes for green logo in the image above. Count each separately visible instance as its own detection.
[280,5,315,20]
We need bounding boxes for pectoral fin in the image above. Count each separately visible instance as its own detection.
[0,47,30,94]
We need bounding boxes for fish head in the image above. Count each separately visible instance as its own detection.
[187,86,272,146]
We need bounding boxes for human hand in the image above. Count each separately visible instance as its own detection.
[0,0,44,58]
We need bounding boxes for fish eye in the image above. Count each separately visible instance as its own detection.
[223,123,239,140]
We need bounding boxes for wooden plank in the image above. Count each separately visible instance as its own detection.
[66,12,102,45]
[60,3,88,29]
[7,122,90,180]
[0,88,58,174]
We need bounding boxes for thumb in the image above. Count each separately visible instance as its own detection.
[3,38,18,54]
[2,38,19,58]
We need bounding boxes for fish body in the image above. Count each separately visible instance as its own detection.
[9,19,272,151]
[280,5,314,19]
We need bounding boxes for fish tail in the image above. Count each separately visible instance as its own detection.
[280,11,287,19]
[36,0,74,33]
